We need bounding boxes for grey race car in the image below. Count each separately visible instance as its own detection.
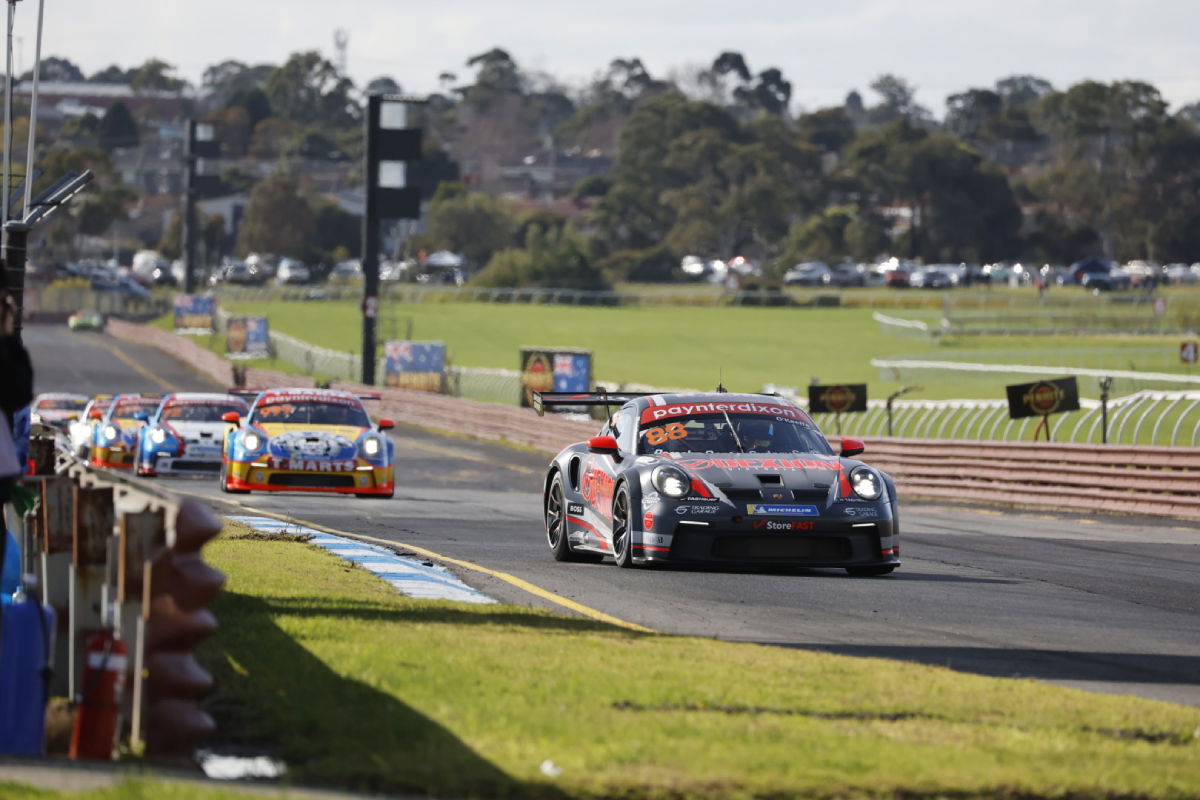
[535,390,900,576]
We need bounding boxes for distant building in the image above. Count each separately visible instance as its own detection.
[14,80,196,122]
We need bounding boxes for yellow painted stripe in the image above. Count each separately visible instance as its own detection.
[191,492,655,634]
[403,438,540,475]
[95,337,178,391]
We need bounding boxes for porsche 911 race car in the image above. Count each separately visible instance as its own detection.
[536,390,900,575]
[88,393,163,469]
[135,392,250,476]
[30,392,89,434]
[220,388,396,497]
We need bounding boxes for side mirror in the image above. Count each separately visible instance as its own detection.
[222,412,241,424]
[840,437,865,458]
[377,418,395,431]
[587,435,619,456]
[90,410,103,420]
[134,411,149,421]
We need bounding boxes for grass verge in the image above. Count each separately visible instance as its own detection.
[9,522,1198,798]
[188,523,1198,799]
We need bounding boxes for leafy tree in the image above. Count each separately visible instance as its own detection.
[365,76,402,95]
[472,226,611,290]
[780,205,858,264]
[130,59,185,92]
[866,74,931,125]
[995,75,1054,108]
[312,200,361,261]
[218,166,257,195]
[235,171,316,257]
[158,212,182,259]
[98,102,139,149]
[461,48,524,105]
[21,56,84,82]
[248,118,297,160]
[203,213,228,263]
[228,87,274,129]
[265,51,358,127]
[796,107,857,153]
[32,147,135,250]
[204,106,253,158]
[425,191,515,267]
[205,61,275,108]
[88,65,134,84]
[62,112,101,141]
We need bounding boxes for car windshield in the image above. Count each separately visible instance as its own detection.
[37,397,86,411]
[112,398,160,418]
[638,412,832,455]
[251,400,370,427]
[161,402,247,422]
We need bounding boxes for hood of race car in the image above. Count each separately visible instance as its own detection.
[660,452,844,494]
[168,420,229,441]
[257,423,366,460]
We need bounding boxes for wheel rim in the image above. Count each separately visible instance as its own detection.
[546,481,565,548]
[612,490,629,560]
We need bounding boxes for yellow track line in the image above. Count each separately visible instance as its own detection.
[94,337,179,392]
[188,490,656,634]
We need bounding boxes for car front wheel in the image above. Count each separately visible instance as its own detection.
[611,483,636,569]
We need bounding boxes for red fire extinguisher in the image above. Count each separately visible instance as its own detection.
[69,631,128,761]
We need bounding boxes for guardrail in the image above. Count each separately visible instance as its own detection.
[13,428,224,761]
[104,319,1200,522]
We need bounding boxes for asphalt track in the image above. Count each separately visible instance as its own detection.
[25,323,1200,707]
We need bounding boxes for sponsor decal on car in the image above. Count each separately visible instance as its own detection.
[675,505,722,515]
[265,456,357,472]
[745,504,820,516]
[643,512,655,530]
[641,402,814,426]
[842,506,880,518]
[675,457,840,471]
[568,502,585,516]
[581,465,615,514]
[754,520,816,531]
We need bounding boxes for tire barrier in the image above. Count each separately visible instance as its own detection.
[15,426,225,761]
[107,319,1200,522]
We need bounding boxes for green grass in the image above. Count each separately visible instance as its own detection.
[11,523,1198,798]
[193,526,1200,798]
[212,296,1198,401]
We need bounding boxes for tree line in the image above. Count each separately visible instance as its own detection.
[16,50,1200,286]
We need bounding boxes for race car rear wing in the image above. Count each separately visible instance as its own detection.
[532,389,654,417]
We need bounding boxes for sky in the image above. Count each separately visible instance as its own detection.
[14,0,1200,116]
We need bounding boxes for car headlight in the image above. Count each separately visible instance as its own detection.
[849,466,883,501]
[149,428,167,444]
[361,436,383,457]
[652,465,690,498]
[243,431,264,451]
[103,424,119,442]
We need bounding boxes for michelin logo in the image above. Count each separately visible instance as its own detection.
[746,504,819,516]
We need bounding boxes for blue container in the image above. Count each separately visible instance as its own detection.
[0,599,55,755]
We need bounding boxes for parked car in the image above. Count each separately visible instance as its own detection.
[275,258,311,285]
[822,263,868,288]
[208,258,261,286]
[1069,258,1131,291]
[910,266,955,289]
[328,260,364,283]
[534,389,900,575]
[783,262,831,286]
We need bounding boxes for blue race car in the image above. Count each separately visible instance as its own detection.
[220,388,396,497]
[135,392,250,476]
[88,393,162,469]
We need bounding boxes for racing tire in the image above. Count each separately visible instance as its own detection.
[356,491,393,499]
[545,473,603,563]
[611,483,637,569]
[219,460,249,494]
[845,566,895,577]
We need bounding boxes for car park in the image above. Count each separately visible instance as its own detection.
[220,388,395,497]
[822,263,868,287]
[88,393,163,469]
[910,266,956,289]
[535,390,900,575]
[134,393,249,476]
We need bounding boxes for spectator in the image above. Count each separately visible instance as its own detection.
[1,264,34,600]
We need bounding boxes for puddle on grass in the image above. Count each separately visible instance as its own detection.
[198,749,287,780]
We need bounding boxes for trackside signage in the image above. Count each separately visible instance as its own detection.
[640,402,814,425]
[1005,377,1080,419]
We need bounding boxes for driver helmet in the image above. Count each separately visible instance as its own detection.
[738,419,774,449]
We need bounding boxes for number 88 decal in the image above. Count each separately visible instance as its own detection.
[643,422,687,446]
